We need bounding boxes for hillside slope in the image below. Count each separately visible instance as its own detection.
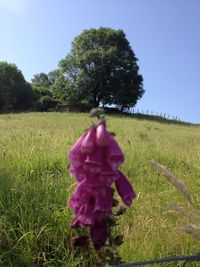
[0,112,200,266]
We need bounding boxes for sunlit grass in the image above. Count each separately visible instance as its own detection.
[0,112,200,266]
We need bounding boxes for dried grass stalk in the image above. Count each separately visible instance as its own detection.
[181,224,200,240]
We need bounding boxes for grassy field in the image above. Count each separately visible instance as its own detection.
[0,112,200,266]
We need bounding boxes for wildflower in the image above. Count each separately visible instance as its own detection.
[68,133,87,167]
[69,165,86,182]
[83,146,104,175]
[90,221,108,249]
[98,163,118,187]
[68,181,113,226]
[81,128,97,154]
[106,135,125,170]
[115,171,136,207]
[96,123,110,146]
[68,114,135,250]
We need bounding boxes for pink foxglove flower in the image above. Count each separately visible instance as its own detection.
[69,165,86,182]
[90,221,108,249]
[75,197,95,225]
[98,163,118,187]
[81,128,96,154]
[94,186,113,214]
[83,147,103,175]
[107,135,125,170]
[115,171,136,207]
[68,115,136,250]
[96,123,110,146]
[68,133,87,168]
[68,181,113,226]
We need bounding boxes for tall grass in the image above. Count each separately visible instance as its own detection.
[0,112,200,266]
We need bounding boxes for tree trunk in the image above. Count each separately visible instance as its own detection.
[120,105,125,113]
[93,93,100,107]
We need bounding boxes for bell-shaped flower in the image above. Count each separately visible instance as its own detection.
[93,211,110,223]
[98,163,118,187]
[81,128,97,154]
[94,186,113,213]
[68,133,87,167]
[75,196,95,225]
[68,121,136,251]
[96,123,110,146]
[69,165,86,182]
[69,182,96,225]
[90,221,108,249]
[83,146,103,175]
[68,180,89,213]
[106,135,125,170]
[115,171,136,207]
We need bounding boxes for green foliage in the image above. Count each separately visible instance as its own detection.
[48,69,60,85]
[51,74,76,105]
[31,72,50,87]
[35,95,59,111]
[0,61,33,111]
[32,85,52,99]
[54,27,144,110]
[51,74,91,111]
[31,71,61,107]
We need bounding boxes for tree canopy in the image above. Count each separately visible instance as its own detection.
[0,62,33,110]
[56,27,144,110]
[31,72,50,87]
[0,28,144,112]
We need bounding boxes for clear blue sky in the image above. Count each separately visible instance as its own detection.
[0,0,200,123]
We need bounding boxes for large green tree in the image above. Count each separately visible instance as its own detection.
[31,70,60,98]
[31,72,50,87]
[0,62,33,110]
[56,27,144,110]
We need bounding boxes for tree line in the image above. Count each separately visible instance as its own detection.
[0,27,144,112]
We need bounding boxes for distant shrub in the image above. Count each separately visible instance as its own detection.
[32,85,52,98]
[0,62,34,111]
[35,96,59,111]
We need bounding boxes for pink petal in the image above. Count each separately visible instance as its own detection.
[94,187,113,212]
[84,174,103,187]
[81,128,97,154]
[68,133,87,167]
[90,221,108,249]
[96,123,110,146]
[68,181,90,213]
[69,165,86,182]
[76,197,95,225]
[107,135,125,170]
[68,195,80,214]
[115,171,136,207]
[98,163,118,187]
[83,147,103,175]
[69,181,97,226]
[94,210,111,223]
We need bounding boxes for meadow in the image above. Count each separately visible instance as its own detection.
[0,112,200,267]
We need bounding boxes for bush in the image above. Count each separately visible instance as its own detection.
[0,62,34,111]
[35,96,59,111]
